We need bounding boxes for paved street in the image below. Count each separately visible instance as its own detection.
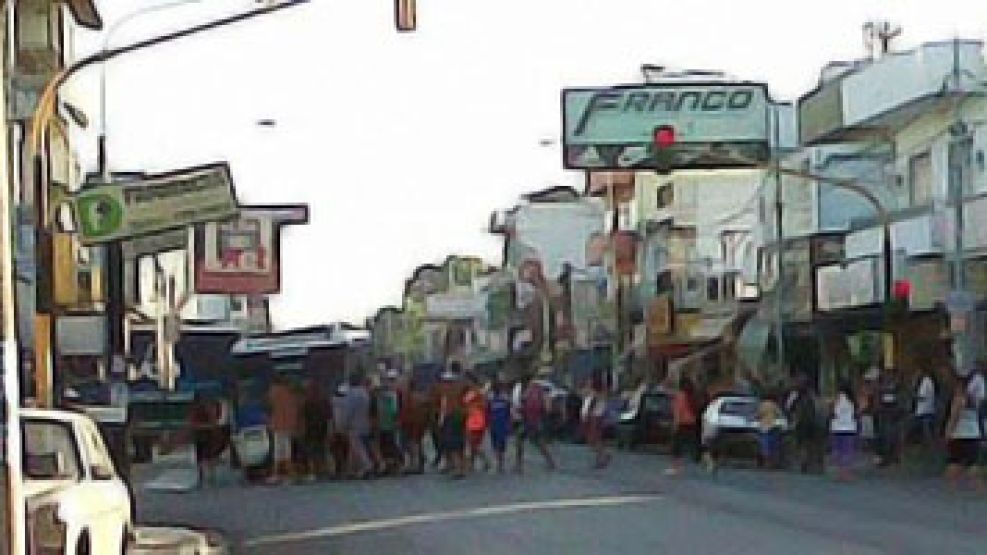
[135,444,986,554]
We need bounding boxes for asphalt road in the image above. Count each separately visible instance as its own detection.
[135,444,986,554]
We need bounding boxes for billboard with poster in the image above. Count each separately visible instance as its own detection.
[193,205,308,294]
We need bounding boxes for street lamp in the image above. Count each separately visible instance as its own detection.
[98,0,209,178]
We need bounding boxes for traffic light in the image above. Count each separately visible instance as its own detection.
[653,125,676,149]
[887,279,910,317]
[652,125,676,174]
[395,0,416,32]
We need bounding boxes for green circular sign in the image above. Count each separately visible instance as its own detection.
[77,194,124,238]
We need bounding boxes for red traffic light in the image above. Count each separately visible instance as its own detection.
[653,125,676,149]
[892,279,911,300]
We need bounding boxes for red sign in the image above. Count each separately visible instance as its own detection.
[193,205,308,294]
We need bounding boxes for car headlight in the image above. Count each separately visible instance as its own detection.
[30,503,67,554]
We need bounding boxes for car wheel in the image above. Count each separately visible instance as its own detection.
[77,531,91,555]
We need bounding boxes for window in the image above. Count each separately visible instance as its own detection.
[656,183,674,210]
[707,277,720,302]
[77,269,92,303]
[22,419,82,481]
[656,271,674,294]
[686,276,699,292]
[723,274,737,301]
[908,151,933,206]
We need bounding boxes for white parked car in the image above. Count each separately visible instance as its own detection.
[14,408,134,554]
[701,395,789,459]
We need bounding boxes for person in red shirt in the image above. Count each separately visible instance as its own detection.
[267,377,300,484]
[666,376,699,477]
[463,373,491,473]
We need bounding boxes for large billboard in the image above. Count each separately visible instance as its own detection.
[562,82,771,170]
[193,205,308,295]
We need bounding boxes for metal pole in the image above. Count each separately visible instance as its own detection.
[772,107,786,378]
[2,2,25,548]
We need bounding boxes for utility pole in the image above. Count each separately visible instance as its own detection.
[945,38,980,376]
[772,105,786,380]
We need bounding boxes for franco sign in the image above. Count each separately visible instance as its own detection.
[74,163,237,245]
[562,82,771,170]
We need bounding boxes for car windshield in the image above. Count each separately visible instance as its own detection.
[22,419,82,481]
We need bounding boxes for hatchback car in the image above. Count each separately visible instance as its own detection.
[701,395,789,463]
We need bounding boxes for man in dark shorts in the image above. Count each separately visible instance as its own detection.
[433,362,468,478]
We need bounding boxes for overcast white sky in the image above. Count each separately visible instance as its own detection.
[69,0,987,329]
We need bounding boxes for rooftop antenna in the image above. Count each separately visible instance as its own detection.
[863,20,901,59]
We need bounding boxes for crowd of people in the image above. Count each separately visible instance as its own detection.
[198,362,611,486]
[185,358,985,493]
[659,362,985,492]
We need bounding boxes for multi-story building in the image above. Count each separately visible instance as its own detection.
[774,38,987,391]
[491,186,609,385]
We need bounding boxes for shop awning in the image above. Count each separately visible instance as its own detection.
[736,317,773,373]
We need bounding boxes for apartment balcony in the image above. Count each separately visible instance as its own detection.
[799,41,987,145]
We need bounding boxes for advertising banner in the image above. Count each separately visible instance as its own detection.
[74,163,237,244]
[193,204,308,295]
[562,82,771,170]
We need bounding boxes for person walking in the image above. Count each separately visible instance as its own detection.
[375,372,402,475]
[515,375,557,474]
[944,369,985,492]
[189,394,221,488]
[830,382,859,482]
[329,384,351,479]
[267,377,301,485]
[875,368,904,468]
[584,375,611,470]
[434,363,469,478]
[790,375,826,474]
[487,380,513,474]
[464,374,491,473]
[346,374,374,480]
[666,377,699,476]
[300,379,331,482]
[398,374,428,474]
[756,391,784,470]
[912,367,938,471]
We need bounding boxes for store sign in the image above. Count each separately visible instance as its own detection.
[426,293,486,320]
[74,164,237,244]
[816,258,880,311]
[562,83,770,170]
[193,204,308,295]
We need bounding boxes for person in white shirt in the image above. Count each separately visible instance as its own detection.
[913,369,937,462]
[945,369,985,492]
[830,382,858,481]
